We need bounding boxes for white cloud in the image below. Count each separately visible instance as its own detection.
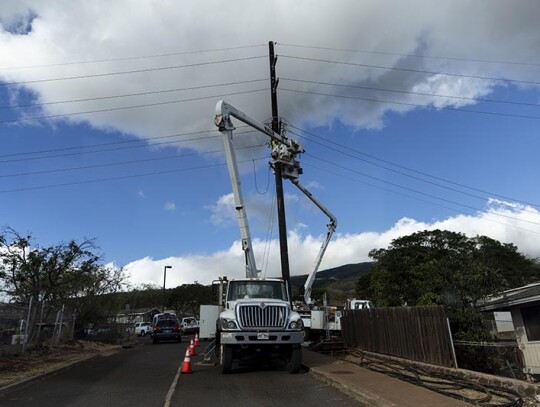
[164,200,176,211]
[1,1,540,148]
[206,192,277,229]
[137,190,145,198]
[124,200,540,287]
[206,193,236,225]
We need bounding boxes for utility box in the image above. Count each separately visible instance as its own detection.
[199,305,221,339]
[310,310,325,330]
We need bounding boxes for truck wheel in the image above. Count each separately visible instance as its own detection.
[303,328,311,342]
[220,345,233,374]
[288,346,302,374]
[141,330,146,337]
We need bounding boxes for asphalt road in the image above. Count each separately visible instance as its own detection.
[0,337,362,406]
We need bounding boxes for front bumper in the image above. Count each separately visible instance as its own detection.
[220,331,303,345]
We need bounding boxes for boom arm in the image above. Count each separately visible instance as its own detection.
[290,179,337,306]
[214,100,336,288]
[215,102,262,279]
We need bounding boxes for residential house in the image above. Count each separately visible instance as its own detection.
[478,282,540,378]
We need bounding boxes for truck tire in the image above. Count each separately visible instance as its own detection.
[220,344,233,374]
[303,328,311,342]
[288,346,302,374]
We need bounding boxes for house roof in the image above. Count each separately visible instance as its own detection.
[477,282,540,311]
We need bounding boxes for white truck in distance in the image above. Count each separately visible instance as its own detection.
[180,317,199,335]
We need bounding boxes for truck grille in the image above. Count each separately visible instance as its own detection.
[237,304,288,329]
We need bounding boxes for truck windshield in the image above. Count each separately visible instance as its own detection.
[227,281,287,301]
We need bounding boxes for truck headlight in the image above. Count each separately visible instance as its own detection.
[220,318,238,330]
[288,319,304,331]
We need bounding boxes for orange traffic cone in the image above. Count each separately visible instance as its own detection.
[189,338,197,356]
[181,348,192,374]
[194,333,200,347]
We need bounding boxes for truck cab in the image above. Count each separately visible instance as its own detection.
[217,278,304,373]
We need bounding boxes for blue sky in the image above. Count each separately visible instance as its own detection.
[1,1,540,288]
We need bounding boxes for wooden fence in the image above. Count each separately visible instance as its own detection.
[341,305,455,367]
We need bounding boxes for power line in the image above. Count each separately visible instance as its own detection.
[0,129,211,159]
[0,142,265,179]
[0,88,267,125]
[286,122,540,209]
[0,156,268,194]
[0,79,267,110]
[287,128,493,203]
[281,77,540,109]
[303,160,540,236]
[279,43,540,68]
[0,55,266,87]
[305,153,540,227]
[0,129,255,165]
[280,55,540,87]
[0,44,266,70]
[0,126,249,160]
[280,88,540,121]
[0,145,203,177]
[288,128,540,216]
[0,132,213,163]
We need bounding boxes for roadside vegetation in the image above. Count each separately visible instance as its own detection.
[356,229,540,340]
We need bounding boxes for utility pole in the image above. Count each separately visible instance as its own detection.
[163,265,172,312]
[268,41,292,298]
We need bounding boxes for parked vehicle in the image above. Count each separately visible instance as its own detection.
[151,312,177,328]
[152,317,181,344]
[180,317,199,335]
[134,322,152,336]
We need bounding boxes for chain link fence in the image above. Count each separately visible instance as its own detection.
[0,300,135,356]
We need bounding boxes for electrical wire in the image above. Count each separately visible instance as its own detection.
[281,77,540,109]
[0,132,262,179]
[302,160,540,236]
[0,79,267,110]
[0,126,249,160]
[340,350,523,407]
[278,43,540,68]
[0,133,214,164]
[261,188,277,279]
[280,55,540,87]
[0,55,267,87]
[0,155,268,194]
[285,122,540,210]
[253,160,271,194]
[0,44,266,70]
[305,152,540,227]
[0,143,256,178]
[280,88,540,121]
[286,128,540,217]
[0,88,267,124]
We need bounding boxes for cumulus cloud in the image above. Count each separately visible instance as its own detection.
[206,193,236,226]
[1,0,540,150]
[206,192,285,231]
[124,200,540,287]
